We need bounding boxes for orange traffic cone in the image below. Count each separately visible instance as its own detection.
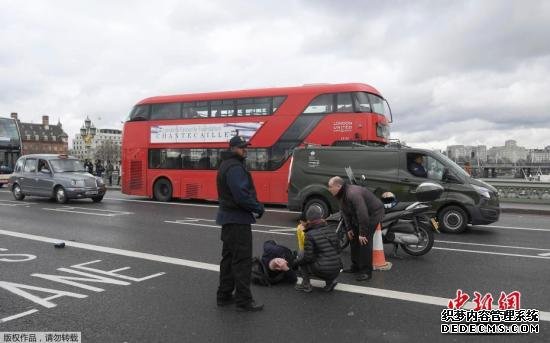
[372,223,392,271]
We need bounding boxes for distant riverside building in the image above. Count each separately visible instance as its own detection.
[10,113,68,155]
[446,145,487,163]
[487,140,528,164]
[529,147,550,163]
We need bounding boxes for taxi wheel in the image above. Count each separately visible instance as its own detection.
[92,195,104,203]
[12,184,25,201]
[55,186,69,204]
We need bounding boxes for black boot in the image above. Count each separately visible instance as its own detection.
[236,301,264,312]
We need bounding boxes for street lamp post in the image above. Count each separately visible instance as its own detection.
[80,116,96,161]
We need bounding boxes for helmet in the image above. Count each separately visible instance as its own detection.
[381,192,397,209]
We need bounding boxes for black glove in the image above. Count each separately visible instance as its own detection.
[255,204,265,219]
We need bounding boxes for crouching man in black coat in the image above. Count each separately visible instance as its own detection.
[293,206,342,293]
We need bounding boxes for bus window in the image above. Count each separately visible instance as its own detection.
[336,93,353,112]
[128,105,150,121]
[368,93,386,116]
[303,94,333,114]
[353,92,371,112]
[236,97,271,116]
[245,148,269,171]
[151,103,181,120]
[272,96,286,113]
[195,102,209,118]
[211,100,236,118]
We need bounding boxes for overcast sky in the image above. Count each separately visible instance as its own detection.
[1,0,549,149]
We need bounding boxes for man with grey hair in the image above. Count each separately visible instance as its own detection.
[327,176,384,281]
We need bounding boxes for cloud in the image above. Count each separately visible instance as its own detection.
[0,0,548,149]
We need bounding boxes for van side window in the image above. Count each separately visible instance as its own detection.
[407,153,428,178]
[425,156,446,181]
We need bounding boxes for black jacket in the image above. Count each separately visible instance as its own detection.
[338,183,385,237]
[294,222,342,279]
[261,240,297,284]
[216,151,264,225]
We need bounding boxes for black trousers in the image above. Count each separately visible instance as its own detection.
[299,264,337,285]
[217,223,253,306]
[349,214,383,275]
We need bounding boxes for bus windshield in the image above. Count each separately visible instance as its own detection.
[0,118,20,144]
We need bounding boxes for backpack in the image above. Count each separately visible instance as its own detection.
[251,257,271,287]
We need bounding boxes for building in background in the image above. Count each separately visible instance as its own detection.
[72,117,121,162]
[528,146,550,163]
[446,145,487,164]
[487,140,528,164]
[10,113,68,155]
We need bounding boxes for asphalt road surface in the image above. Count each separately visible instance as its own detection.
[0,189,549,342]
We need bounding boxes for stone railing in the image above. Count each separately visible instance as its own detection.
[482,179,550,203]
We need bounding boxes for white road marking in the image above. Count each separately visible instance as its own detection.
[0,200,34,207]
[475,224,550,232]
[267,228,300,232]
[173,218,550,253]
[164,220,294,237]
[432,247,550,259]
[42,206,133,217]
[539,252,550,257]
[435,240,550,252]
[0,228,548,322]
[180,217,296,230]
[102,196,300,214]
[165,219,550,259]
[0,309,39,324]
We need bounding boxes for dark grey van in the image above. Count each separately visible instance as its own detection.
[287,146,500,233]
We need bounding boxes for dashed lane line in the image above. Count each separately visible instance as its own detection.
[0,228,548,322]
[475,224,550,232]
[42,206,133,217]
[102,196,300,214]
[165,219,550,260]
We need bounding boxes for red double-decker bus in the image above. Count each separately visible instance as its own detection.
[121,83,392,203]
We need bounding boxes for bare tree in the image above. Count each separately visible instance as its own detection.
[94,140,120,163]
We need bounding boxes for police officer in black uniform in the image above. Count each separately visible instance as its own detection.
[216,135,265,312]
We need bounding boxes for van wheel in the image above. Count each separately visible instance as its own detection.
[153,178,172,202]
[303,197,330,219]
[438,206,468,233]
[12,184,25,201]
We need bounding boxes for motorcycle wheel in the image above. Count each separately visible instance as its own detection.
[400,222,434,256]
[336,221,350,250]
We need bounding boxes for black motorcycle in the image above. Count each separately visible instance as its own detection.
[330,167,443,257]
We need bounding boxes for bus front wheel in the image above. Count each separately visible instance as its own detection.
[153,178,173,202]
